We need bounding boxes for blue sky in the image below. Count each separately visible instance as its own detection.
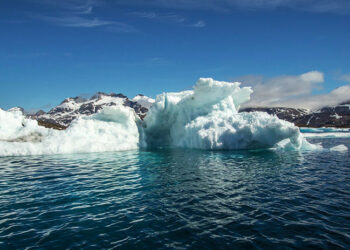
[1,0,350,111]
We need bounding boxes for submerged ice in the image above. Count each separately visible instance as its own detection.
[1,78,318,156]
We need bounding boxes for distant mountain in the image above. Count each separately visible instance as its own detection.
[240,107,310,124]
[241,101,350,128]
[33,92,154,128]
[7,107,25,113]
[293,102,350,128]
[6,95,350,129]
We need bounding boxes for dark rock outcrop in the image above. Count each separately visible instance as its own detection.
[241,103,350,128]
[34,92,151,128]
[293,104,350,128]
[240,107,309,123]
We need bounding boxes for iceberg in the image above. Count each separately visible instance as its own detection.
[0,106,139,156]
[144,78,305,150]
[0,78,320,156]
[330,144,348,152]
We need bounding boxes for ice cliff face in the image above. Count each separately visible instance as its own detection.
[143,78,309,150]
[35,92,154,127]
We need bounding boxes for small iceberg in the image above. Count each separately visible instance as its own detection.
[330,144,348,152]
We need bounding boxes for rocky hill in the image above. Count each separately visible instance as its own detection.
[6,96,350,129]
[293,102,350,128]
[240,107,310,124]
[31,92,154,128]
[240,101,350,128]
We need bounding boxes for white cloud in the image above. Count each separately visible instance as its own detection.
[28,0,350,20]
[31,0,99,14]
[300,71,324,83]
[190,20,206,28]
[131,11,158,19]
[38,15,113,27]
[28,0,136,32]
[31,13,137,32]
[339,74,350,82]
[238,71,350,110]
[131,11,205,28]
[277,85,350,109]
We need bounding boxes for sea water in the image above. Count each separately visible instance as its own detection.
[1,137,349,249]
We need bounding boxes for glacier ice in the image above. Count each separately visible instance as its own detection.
[0,78,323,156]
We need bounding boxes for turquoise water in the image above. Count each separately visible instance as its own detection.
[1,138,350,249]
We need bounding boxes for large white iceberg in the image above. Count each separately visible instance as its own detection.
[0,78,317,156]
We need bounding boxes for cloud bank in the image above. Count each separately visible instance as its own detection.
[238,71,350,110]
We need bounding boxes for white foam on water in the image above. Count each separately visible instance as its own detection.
[300,127,350,133]
[302,132,350,138]
[330,144,348,152]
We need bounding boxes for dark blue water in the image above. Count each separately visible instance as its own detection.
[1,138,350,249]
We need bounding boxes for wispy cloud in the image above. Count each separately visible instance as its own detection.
[113,0,350,14]
[33,0,98,14]
[105,23,138,33]
[7,52,50,58]
[31,13,137,32]
[190,20,206,28]
[35,15,113,28]
[339,74,350,82]
[132,11,158,19]
[27,0,137,32]
[131,11,205,28]
[237,71,350,110]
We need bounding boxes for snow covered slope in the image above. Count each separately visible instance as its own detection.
[240,107,310,124]
[132,94,155,109]
[294,102,350,127]
[241,102,350,128]
[36,92,154,127]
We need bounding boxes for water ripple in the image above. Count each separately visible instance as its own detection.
[0,139,350,249]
